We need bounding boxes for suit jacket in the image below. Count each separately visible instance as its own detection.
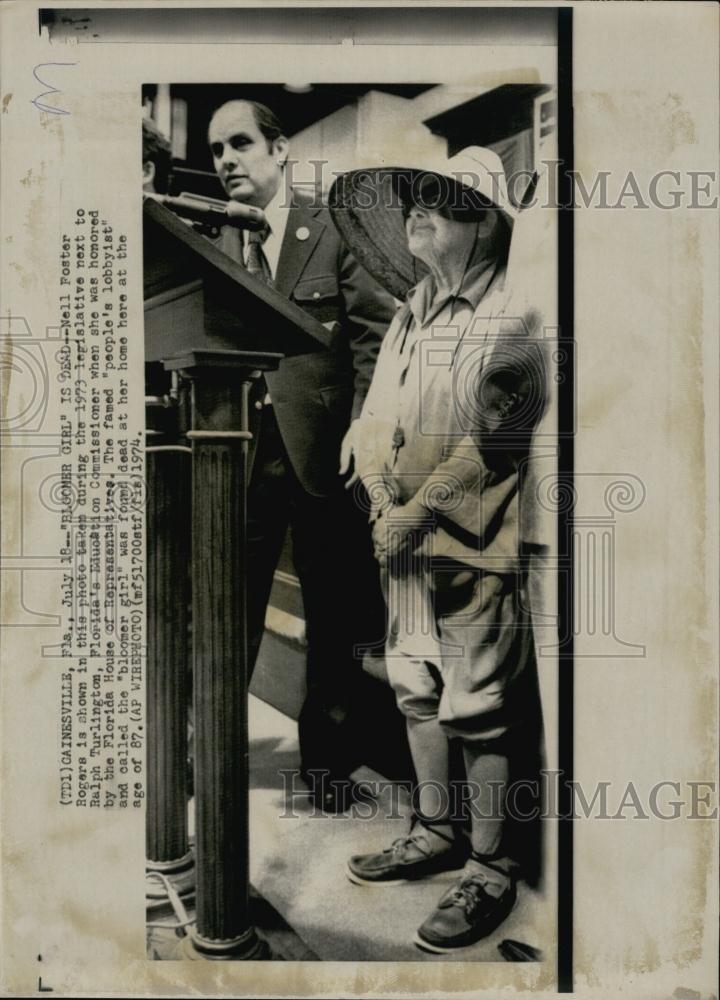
[217,189,397,497]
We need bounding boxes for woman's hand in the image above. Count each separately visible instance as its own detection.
[338,419,360,488]
[372,496,434,566]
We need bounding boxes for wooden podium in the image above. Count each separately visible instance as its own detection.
[143,199,331,959]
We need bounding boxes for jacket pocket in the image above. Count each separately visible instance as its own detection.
[293,274,339,303]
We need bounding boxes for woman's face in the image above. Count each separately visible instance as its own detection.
[405,202,477,269]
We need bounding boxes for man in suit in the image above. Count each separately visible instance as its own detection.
[207,99,397,809]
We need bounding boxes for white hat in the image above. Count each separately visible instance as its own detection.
[329,146,516,299]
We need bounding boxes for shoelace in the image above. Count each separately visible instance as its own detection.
[385,832,435,860]
[445,871,499,915]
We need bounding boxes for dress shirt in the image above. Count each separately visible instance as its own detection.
[248,184,290,279]
[213,184,290,280]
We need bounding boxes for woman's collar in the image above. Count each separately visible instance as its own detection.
[407,255,503,324]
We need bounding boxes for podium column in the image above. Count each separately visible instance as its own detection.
[145,394,194,902]
[166,350,280,961]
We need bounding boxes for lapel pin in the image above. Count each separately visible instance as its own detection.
[295,226,310,242]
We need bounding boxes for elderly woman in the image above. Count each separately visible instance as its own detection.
[329,147,544,953]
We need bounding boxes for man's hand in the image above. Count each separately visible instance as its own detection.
[339,419,360,488]
[372,496,434,566]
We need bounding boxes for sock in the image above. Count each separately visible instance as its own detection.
[406,717,453,848]
[462,740,509,857]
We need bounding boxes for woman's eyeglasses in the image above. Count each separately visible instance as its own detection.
[401,178,449,218]
[400,176,487,222]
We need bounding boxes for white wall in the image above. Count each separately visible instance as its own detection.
[288,78,551,193]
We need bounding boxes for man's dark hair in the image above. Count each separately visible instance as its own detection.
[142,118,172,193]
[247,100,285,150]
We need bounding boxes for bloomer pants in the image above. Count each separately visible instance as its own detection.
[383,562,533,742]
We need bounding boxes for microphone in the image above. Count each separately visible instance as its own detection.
[145,192,267,231]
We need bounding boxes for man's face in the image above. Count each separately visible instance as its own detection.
[208,101,287,209]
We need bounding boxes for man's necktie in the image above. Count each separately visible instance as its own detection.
[246,225,274,407]
[246,226,273,284]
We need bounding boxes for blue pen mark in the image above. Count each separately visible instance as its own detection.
[31,63,77,116]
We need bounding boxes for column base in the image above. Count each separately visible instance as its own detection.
[146,851,196,909]
[182,926,270,961]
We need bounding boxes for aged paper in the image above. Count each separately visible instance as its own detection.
[0,1,717,997]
